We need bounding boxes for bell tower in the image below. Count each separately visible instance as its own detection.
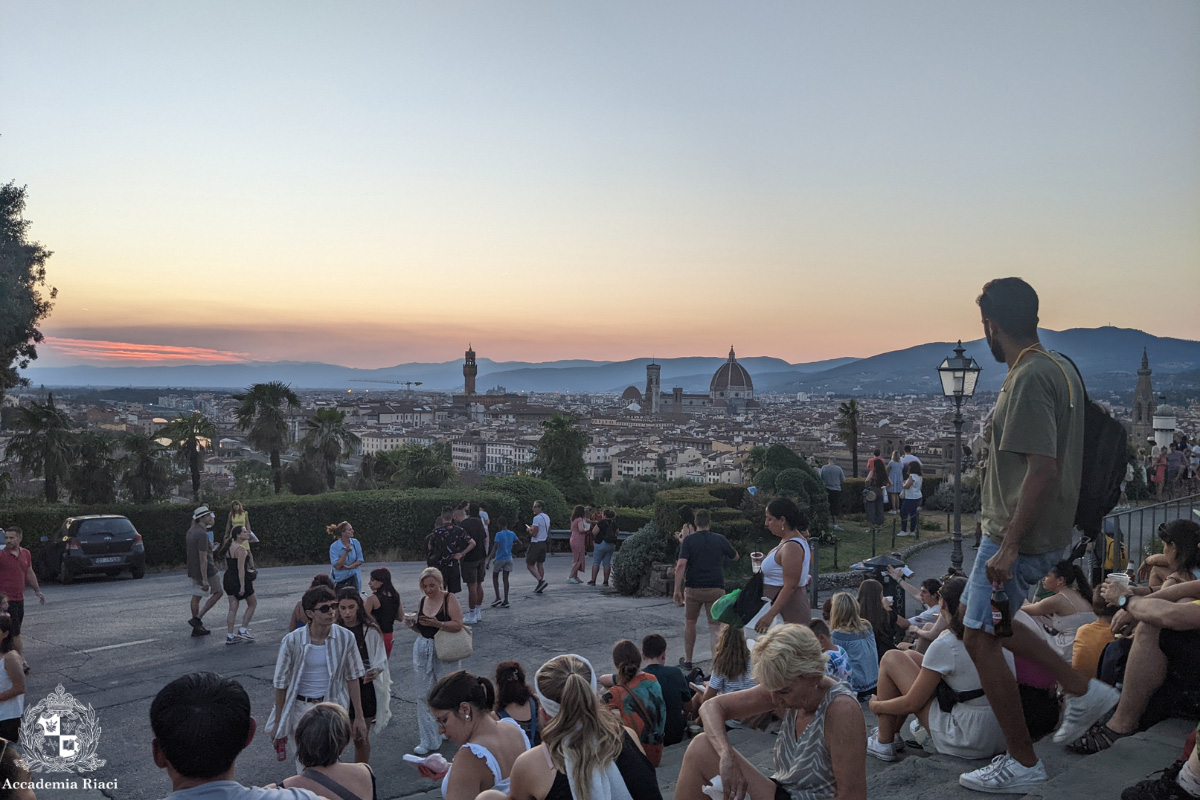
[645,361,661,414]
[1131,348,1155,443]
[463,345,478,396]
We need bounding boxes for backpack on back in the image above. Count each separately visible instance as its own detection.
[604,676,664,766]
[1055,353,1127,536]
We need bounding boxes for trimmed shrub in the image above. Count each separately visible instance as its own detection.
[762,444,806,471]
[653,487,733,534]
[2,488,521,569]
[612,521,666,596]
[753,468,780,494]
[612,507,654,533]
[478,475,570,527]
[707,484,749,507]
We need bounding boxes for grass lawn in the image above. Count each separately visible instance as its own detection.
[731,513,950,577]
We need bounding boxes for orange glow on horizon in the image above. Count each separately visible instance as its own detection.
[44,337,251,364]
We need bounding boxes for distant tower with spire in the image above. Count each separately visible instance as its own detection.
[463,344,478,396]
[1131,348,1155,443]
[644,360,661,415]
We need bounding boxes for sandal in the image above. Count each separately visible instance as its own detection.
[1068,720,1130,754]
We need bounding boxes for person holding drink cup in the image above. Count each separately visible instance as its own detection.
[673,509,738,671]
[753,498,814,633]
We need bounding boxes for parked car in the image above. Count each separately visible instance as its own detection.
[36,515,146,584]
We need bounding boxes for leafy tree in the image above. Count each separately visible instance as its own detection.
[301,408,360,490]
[743,445,769,477]
[837,399,861,477]
[0,183,56,406]
[68,432,119,505]
[388,443,456,489]
[5,394,74,502]
[120,432,175,503]
[158,412,217,502]
[232,459,274,497]
[283,452,327,495]
[233,381,301,494]
[530,413,591,503]
[762,443,806,471]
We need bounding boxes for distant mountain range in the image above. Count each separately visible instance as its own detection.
[19,327,1200,397]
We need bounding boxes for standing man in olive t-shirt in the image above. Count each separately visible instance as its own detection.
[672,509,737,670]
[185,506,223,636]
[956,278,1119,795]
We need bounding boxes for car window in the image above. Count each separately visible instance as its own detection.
[77,519,137,536]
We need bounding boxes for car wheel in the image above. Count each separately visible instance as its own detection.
[131,565,145,579]
[58,559,74,585]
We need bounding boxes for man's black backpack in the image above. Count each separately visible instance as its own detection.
[1057,353,1127,537]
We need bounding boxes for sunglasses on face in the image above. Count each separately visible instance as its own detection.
[313,603,337,613]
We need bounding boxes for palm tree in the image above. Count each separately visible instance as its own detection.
[389,442,456,489]
[837,399,861,478]
[6,395,75,502]
[120,432,175,503]
[234,381,300,494]
[158,412,217,502]
[68,432,119,505]
[301,408,360,490]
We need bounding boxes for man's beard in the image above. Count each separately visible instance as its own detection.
[986,331,1006,363]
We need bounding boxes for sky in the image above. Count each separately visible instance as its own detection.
[3,1,1199,369]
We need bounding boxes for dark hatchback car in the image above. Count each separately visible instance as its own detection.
[36,515,147,584]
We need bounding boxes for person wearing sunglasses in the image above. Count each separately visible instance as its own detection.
[267,585,369,768]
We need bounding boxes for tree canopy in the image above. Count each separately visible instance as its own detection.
[234,381,300,494]
[530,413,591,504]
[0,183,55,405]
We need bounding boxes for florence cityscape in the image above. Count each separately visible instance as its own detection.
[1,3,1199,800]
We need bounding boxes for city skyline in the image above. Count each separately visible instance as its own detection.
[4,1,1199,368]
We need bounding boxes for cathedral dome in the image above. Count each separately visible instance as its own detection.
[710,347,753,394]
[621,385,644,403]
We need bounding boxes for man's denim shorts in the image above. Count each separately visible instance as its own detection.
[963,536,1064,634]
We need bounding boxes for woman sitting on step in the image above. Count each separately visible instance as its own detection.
[866,577,1012,762]
[675,624,866,800]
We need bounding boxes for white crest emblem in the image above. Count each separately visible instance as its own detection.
[19,684,105,773]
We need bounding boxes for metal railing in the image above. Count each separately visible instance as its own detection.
[1085,494,1200,578]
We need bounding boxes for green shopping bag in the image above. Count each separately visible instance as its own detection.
[710,589,745,627]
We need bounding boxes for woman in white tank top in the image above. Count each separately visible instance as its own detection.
[753,498,814,633]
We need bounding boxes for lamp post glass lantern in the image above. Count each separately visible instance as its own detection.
[938,341,982,572]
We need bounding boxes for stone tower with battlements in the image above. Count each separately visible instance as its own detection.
[1131,348,1155,443]
[463,345,478,396]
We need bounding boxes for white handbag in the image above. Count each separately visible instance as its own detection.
[434,624,473,662]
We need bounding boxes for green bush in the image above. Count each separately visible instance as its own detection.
[653,486,736,533]
[762,444,806,471]
[707,484,749,507]
[612,507,654,532]
[612,521,666,595]
[753,468,780,493]
[711,518,758,540]
[478,475,570,527]
[1,488,522,568]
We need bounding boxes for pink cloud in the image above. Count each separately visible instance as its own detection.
[43,337,252,364]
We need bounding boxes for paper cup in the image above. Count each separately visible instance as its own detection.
[1106,573,1131,586]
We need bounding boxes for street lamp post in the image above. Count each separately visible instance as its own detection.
[937,341,982,573]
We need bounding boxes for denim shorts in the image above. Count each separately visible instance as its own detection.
[963,536,1063,634]
[593,541,616,567]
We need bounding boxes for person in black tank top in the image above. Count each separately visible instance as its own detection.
[365,567,402,658]
[406,567,467,754]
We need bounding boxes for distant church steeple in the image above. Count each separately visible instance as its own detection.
[1132,348,1155,443]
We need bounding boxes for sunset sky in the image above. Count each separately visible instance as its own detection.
[3,2,1198,368]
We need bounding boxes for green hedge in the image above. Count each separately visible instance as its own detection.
[0,488,524,568]
[478,476,570,527]
[653,486,740,534]
[612,507,654,532]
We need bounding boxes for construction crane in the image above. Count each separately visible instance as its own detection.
[348,379,424,395]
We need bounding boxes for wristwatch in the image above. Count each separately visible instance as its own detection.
[1117,594,1131,610]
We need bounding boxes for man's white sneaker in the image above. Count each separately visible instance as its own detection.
[867,729,898,762]
[959,754,1047,794]
[1053,679,1121,744]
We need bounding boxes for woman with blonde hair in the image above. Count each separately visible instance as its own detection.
[278,702,376,800]
[675,624,866,800]
[328,521,365,592]
[224,500,251,545]
[479,654,661,800]
[405,566,465,755]
[829,592,879,699]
